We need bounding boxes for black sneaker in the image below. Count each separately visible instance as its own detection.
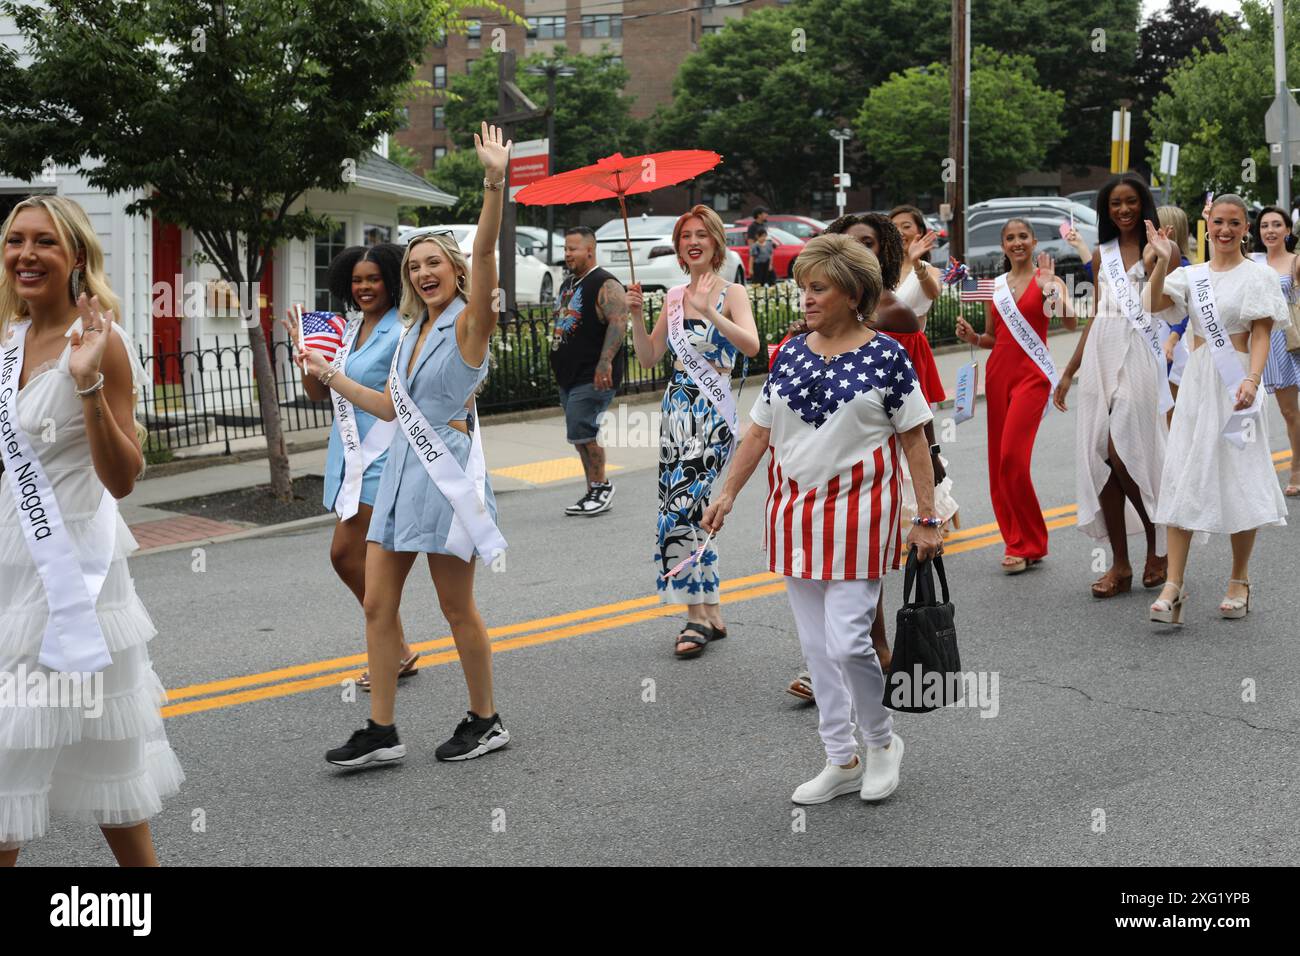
[565,481,614,517]
[326,720,407,767]
[435,711,510,761]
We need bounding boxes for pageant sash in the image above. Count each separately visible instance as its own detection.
[0,322,113,673]
[992,273,1058,414]
[388,323,506,562]
[666,284,739,443]
[1187,264,1262,449]
[1100,240,1175,413]
[331,317,396,521]
[443,401,490,561]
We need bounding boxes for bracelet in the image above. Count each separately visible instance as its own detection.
[912,515,942,528]
[318,366,338,387]
[1245,372,1262,384]
[74,373,105,397]
[483,176,505,191]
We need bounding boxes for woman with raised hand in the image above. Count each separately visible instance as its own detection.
[956,219,1076,574]
[300,123,512,767]
[1053,174,1168,598]
[283,243,417,691]
[888,205,944,332]
[1250,205,1300,497]
[0,196,183,865]
[626,204,759,659]
[702,234,941,806]
[1155,206,1193,418]
[1144,196,1290,623]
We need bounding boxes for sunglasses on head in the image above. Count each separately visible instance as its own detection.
[405,228,456,246]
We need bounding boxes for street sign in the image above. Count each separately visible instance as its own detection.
[1264,92,1300,143]
[508,138,549,201]
[1269,141,1300,166]
[1159,141,1179,177]
[833,172,852,189]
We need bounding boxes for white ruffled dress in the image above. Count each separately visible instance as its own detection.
[0,323,183,848]
[1148,259,1291,534]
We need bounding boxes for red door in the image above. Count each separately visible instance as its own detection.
[151,218,183,384]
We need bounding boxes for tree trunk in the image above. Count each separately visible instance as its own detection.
[246,318,293,501]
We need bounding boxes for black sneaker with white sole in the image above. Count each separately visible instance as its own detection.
[326,720,407,767]
[564,481,614,517]
[435,711,510,761]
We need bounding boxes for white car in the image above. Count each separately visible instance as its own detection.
[515,225,568,266]
[593,215,746,291]
[397,224,560,305]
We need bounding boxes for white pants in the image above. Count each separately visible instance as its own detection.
[784,577,892,762]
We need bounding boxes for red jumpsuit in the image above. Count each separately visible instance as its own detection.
[986,272,1050,559]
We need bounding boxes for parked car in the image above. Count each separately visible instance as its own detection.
[593,215,746,291]
[962,216,1098,279]
[399,224,561,305]
[1066,189,1098,211]
[733,214,827,240]
[516,225,568,265]
[726,224,804,279]
[966,197,1098,231]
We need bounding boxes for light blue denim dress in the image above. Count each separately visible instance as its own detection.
[322,307,402,512]
[366,297,498,554]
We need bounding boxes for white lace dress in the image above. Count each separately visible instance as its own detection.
[0,324,183,848]
[1148,259,1291,533]
[1073,258,1168,551]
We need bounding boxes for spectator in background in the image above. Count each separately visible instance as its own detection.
[746,206,769,242]
[551,226,629,516]
[750,227,776,286]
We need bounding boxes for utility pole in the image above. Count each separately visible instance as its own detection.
[1276,0,1292,211]
[830,129,851,220]
[948,0,969,261]
[492,51,546,318]
[525,59,575,265]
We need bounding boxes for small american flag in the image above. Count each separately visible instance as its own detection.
[958,278,997,303]
[300,311,347,362]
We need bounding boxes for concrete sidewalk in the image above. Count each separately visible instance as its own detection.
[124,328,1083,547]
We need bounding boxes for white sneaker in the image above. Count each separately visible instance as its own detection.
[791,757,864,805]
[860,734,904,802]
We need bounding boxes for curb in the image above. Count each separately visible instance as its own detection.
[134,512,337,557]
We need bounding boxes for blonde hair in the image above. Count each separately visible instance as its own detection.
[0,195,120,344]
[672,205,727,273]
[398,233,469,327]
[792,233,883,319]
[0,195,147,472]
[1156,205,1190,257]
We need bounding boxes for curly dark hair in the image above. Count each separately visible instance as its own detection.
[826,213,904,291]
[327,242,405,312]
[1252,204,1296,254]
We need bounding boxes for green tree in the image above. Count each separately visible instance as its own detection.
[1148,0,1300,208]
[857,49,1065,203]
[424,148,485,223]
[0,0,481,499]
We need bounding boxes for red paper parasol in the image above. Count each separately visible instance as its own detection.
[514,149,722,282]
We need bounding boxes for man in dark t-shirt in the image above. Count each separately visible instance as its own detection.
[550,226,629,516]
[745,206,769,242]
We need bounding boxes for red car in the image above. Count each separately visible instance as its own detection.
[733,214,827,240]
[726,224,804,280]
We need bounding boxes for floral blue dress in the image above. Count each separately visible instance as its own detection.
[655,283,741,605]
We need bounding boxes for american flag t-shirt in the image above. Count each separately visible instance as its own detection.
[301,311,348,362]
[750,333,933,580]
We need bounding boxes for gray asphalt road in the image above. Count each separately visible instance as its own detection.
[20,400,1300,866]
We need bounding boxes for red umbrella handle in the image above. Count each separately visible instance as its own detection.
[618,193,636,286]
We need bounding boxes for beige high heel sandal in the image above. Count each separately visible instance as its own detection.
[1219,579,1251,620]
[1149,582,1187,625]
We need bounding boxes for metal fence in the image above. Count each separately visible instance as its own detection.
[138,267,1077,454]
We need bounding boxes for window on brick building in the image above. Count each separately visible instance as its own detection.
[434,106,445,129]
[581,14,621,38]
[527,16,565,40]
[433,65,446,89]
[467,19,481,48]
[434,147,448,164]
[466,58,476,73]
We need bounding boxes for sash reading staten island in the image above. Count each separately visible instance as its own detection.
[389,376,444,466]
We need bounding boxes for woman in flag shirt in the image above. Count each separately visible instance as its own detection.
[956,219,1077,573]
[703,234,942,805]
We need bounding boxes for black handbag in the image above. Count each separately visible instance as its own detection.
[882,551,961,713]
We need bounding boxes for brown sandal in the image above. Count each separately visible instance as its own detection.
[1091,570,1133,599]
[674,624,711,658]
[1142,554,1168,589]
[359,651,421,692]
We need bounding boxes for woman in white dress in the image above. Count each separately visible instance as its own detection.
[1053,174,1168,597]
[0,196,183,865]
[1250,205,1300,496]
[889,206,943,332]
[1144,196,1290,622]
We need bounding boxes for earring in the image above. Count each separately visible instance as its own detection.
[69,269,82,301]
[456,273,468,295]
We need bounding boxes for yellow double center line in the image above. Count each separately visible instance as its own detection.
[161,451,1294,719]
